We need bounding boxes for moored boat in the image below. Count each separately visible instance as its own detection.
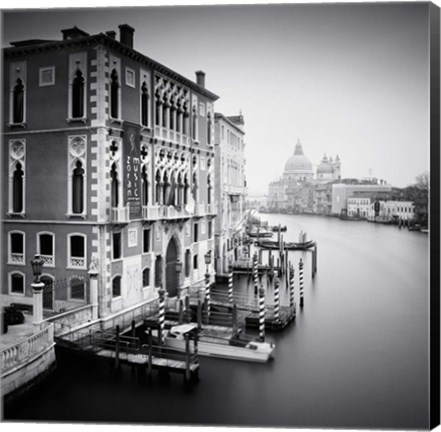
[163,323,275,363]
[258,239,316,251]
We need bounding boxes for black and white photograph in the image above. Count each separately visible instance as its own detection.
[1,1,440,431]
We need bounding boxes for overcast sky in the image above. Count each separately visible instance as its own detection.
[2,2,430,195]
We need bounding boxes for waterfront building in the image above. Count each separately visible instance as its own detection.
[332,183,392,216]
[367,200,415,222]
[2,24,218,317]
[214,112,247,276]
[347,197,371,219]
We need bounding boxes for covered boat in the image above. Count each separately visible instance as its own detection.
[163,323,275,363]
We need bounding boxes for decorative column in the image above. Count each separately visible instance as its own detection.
[32,281,45,330]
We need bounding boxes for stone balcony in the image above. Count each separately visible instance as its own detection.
[155,126,189,146]
[110,207,129,224]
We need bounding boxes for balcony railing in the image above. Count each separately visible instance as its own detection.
[10,253,24,264]
[111,207,129,224]
[142,205,161,221]
[41,254,54,266]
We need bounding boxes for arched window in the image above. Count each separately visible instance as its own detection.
[192,106,197,140]
[38,232,55,266]
[112,275,121,297]
[162,96,168,128]
[169,104,175,130]
[142,268,150,288]
[13,79,24,124]
[163,172,169,205]
[183,105,188,135]
[141,82,149,127]
[12,162,24,213]
[72,70,85,119]
[142,165,149,206]
[72,161,84,214]
[9,231,24,264]
[207,112,212,145]
[192,172,198,201]
[10,272,25,295]
[155,91,161,126]
[183,175,189,206]
[68,234,86,269]
[110,162,119,208]
[155,170,162,205]
[110,69,120,119]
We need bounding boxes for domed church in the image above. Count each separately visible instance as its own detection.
[316,154,341,182]
[283,139,314,181]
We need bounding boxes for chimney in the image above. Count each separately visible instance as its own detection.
[119,24,134,48]
[195,71,205,88]
[106,30,117,39]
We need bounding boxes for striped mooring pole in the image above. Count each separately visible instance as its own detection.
[228,264,234,306]
[158,288,166,345]
[273,270,280,321]
[289,262,295,309]
[258,284,266,341]
[299,258,304,308]
[253,252,259,295]
[205,271,211,322]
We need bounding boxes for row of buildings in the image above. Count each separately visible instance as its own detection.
[2,24,247,316]
[267,141,425,224]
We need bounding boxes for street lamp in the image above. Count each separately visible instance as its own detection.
[30,254,45,329]
[31,254,44,284]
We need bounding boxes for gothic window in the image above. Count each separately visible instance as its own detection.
[72,70,85,119]
[207,112,212,145]
[192,106,197,140]
[163,172,169,205]
[110,69,120,119]
[12,162,24,213]
[143,228,151,253]
[155,170,162,205]
[169,101,175,130]
[142,165,149,206]
[141,82,149,127]
[13,79,24,124]
[110,162,119,208]
[207,174,212,205]
[9,231,25,265]
[183,104,188,135]
[142,268,150,288]
[68,234,86,269]
[155,91,161,126]
[184,175,189,206]
[192,172,198,201]
[162,96,168,128]
[193,254,198,270]
[10,272,25,295]
[72,161,84,214]
[185,249,191,277]
[112,275,122,298]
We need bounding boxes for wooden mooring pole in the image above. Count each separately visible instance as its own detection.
[158,288,165,345]
[299,258,304,308]
[228,265,234,306]
[289,263,295,310]
[274,271,280,322]
[258,284,266,341]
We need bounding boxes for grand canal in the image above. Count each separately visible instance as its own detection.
[4,214,430,429]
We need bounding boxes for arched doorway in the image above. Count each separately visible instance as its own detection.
[165,237,178,297]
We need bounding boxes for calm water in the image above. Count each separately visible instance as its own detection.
[4,215,430,429]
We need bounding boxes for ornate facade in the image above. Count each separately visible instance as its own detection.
[2,25,218,317]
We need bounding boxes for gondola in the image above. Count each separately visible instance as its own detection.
[257,239,316,251]
[271,225,287,232]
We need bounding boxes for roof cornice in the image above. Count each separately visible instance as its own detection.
[214,112,245,135]
[4,33,219,101]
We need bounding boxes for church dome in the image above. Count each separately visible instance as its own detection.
[317,155,334,174]
[284,139,313,177]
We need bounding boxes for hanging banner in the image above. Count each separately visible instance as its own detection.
[123,122,142,219]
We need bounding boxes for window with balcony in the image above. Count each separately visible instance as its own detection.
[9,231,25,265]
[143,268,150,288]
[113,232,122,260]
[112,275,122,298]
[143,228,151,253]
[10,272,25,295]
[38,232,55,266]
[68,234,86,269]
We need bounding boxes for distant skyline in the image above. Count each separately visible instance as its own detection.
[2,2,430,194]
